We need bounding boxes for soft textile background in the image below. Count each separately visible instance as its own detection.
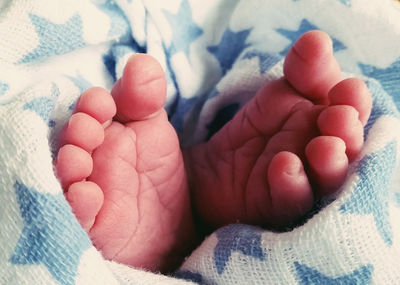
[0,0,399,284]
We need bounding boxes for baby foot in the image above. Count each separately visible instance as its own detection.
[184,30,372,230]
[56,54,196,272]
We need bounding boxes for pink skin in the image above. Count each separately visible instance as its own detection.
[55,31,372,272]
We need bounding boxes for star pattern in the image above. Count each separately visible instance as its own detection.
[0,81,9,96]
[3,2,399,284]
[294,262,373,284]
[359,57,400,109]
[103,52,118,82]
[23,97,54,122]
[363,80,399,135]
[65,74,92,110]
[10,182,92,285]
[65,73,92,94]
[112,44,136,60]
[242,50,281,74]
[23,83,59,127]
[174,270,204,283]
[163,0,203,57]
[170,95,198,131]
[102,41,144,82]
[207,28,252,75]
[208,88,219,100]
[19,13,86,64]
[340,141,397,246]
[214,224,265,275]
[277,19,346,56]
[97,0,130,39]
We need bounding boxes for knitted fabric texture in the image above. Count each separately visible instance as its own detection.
[0,0,400,284]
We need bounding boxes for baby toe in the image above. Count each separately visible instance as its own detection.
[56,144,93,189]
[305,136,348,197]
[67,181,104,231]
[268,151,314,227]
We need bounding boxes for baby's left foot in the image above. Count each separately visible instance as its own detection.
[56,55,196,272]
[185,31,372,230]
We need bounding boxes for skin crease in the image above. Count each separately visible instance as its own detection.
[56,31,372,272]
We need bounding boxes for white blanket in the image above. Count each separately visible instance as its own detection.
[1,0,400,284]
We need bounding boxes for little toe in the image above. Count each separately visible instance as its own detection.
[56,144,93,189]
[283,30,341,104]
[111,54,167,122]
[306,136,348,197]
[268,151,314,227]
[328,78,372,126]
[75,87,117,124]
[63,112,104,152]
[317,105,364,161]
[67,181,104,231]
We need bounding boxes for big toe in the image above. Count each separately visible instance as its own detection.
[112,54,167,122]
[283,30,341,104]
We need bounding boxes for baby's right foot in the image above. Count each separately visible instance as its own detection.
[56,55,196,272]
[185,30,372,230]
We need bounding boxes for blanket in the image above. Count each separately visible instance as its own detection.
[1,0,400,284]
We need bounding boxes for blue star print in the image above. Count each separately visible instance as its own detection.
[163,0,203,57]
[294,262,373,284]
[242,50,281,74]
[207,88,219,100]
[19,13,86,63]
[208,28,252,75]
[175,270,204,283]
[0,81,9,96]
[65,73,92,94]
[277,19,346,56]
[214,224,265,274]
[359,58,400,109]
[102,40,144,82]
[103,52,118,82]
[65,74,92,110]
[97,0,130,39]
[10,182,92,285]
[363,80,399,135]
[340,141,397,246]
[23,83,59,127]
[170,96,197,131]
